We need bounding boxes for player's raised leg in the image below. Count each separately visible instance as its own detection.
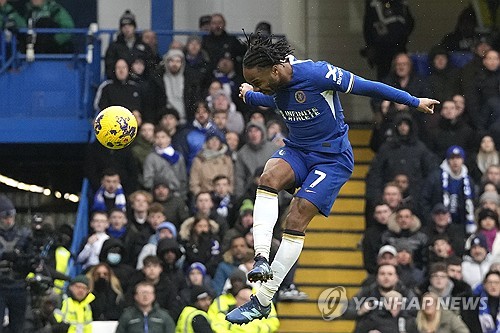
[226,197,317,324]
[247,157,296,283]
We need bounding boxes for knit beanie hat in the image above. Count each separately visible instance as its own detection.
[0,194,15,218]
[188,262,207,277]
[120,10,136,28]
[70,275,89,287]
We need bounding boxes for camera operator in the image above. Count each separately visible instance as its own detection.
[0,194,33,333]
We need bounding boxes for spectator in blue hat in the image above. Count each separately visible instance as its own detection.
[189,127,234,197]
[462,233,493,288]
[136,221,177,270]
[179,262,215,306]
[421,145,476,233]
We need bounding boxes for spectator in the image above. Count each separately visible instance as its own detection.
[354,290,417,333]
[266,119,286,148]
[179,215,221,276]
[25,0,74,53]
[212,108,229,135]
[225,131,240,163]
[361,0,414,80]
[380,53,431,138]
[184,101,216,171]
[425,203,466,257]
[184,35,210,94]
[128,190,153,241]
[98,238,135,292]
[478,191,500,218]
[104,10,155,79]
[366,111,437,212]
[176,285,213,333]
[131,122,155,181]
[137,202,168,247]
[468,134,499,185]
[420,145,476,234]
[0,195,32,333]
[94,59,142,115]
[127,255,181,321]
[143,127,187,200]
[107,208,142,267]
[223,199,254,247]
[152,177,190,230]
[416,292,471,333]
[462,233,493,288]
[179,262,215,307]
[234,121,279,198]
[156,237,185,295]
[136,221,176,270]
[395,244,424,290]
[427,45,461,106]
[478,208,500,252]
[482,165,500,189]
[468,49,500,130]
[202,13,246,74]
[158,107,189,157]
[0,0,25,31]
[474,271,500,333]
[150,49,202,125]
[344,264,416,322]
[209,285,280,333]
[393,173,414,206]
[212,53,247,113]
[382,182,404,213]
[440,7,477,52]
[191,191,229,238]
[116,281,176,333]
[84,140,139,195]
[212,236,249,295]
[190,129,233,196]
[211,175,238,226]
[76,211,110,271]
[54,275,94,332]
[446,256,464,281]
[141,29,161,65]
[425,100,476,159]
[86,263,125,321]
[381,205,428,269]
[91,168,127,213]
[199,15,211,32]
[210,89,245,135]
[362,202,392,274]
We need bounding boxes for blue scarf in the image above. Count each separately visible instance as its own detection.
[155,145,180,165]
[92,185,126,212]
[216,194,231,217]
[479,289,500,333]
[441,170,475,234]
[107,226,126,239]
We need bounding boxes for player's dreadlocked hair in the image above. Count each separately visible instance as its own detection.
[243,32,294,69]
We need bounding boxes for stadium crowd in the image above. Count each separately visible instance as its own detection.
[2,0,500,332]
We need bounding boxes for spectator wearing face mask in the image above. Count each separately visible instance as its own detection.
[98,238,134,293]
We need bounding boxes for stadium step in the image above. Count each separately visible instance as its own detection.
[278,127,371,333]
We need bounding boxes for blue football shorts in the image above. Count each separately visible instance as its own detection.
[271,145,354,216]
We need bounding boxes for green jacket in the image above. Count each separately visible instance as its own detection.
[25,0,74,45]
[116,303,176,333]
[0,3,26,30]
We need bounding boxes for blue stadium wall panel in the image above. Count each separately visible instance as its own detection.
[0,61,92,143]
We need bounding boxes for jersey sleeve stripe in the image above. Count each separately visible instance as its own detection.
[345,74,355,94]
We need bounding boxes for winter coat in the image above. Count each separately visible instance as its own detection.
[425,223,466,257]
[93,79,142,113]
[426,117,476,159]
[116,303,176,333]
[462,253,493,289]
[416,310,471,333]
[234,122,279,198]
[189,144,234,195]
[142,150,187,201]
[98,238,135,292]
[362,222,388,274]
[366,112,438,203]
[381,214,428,269]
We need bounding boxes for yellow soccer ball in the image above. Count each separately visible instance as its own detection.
[94,106,137,149]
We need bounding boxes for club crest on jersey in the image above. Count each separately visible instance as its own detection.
[295,91,306,103]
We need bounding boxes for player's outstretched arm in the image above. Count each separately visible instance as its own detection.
[416,98,439,114]
[239,83,276,108]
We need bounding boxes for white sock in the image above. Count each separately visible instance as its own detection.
[256,232,305,306]
[253,187,279,260]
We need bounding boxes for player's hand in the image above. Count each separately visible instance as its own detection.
[239,83,254,102]
[417,98,439,114]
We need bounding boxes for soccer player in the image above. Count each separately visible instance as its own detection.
[225,34,438,324]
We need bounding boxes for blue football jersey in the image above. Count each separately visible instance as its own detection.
[245,55,420,154]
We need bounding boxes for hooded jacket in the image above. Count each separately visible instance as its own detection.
[98,238,135,291]
[234,121,279,198]
[156,238,185,294]
[381,213,428,269]
[366,112,438,203]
